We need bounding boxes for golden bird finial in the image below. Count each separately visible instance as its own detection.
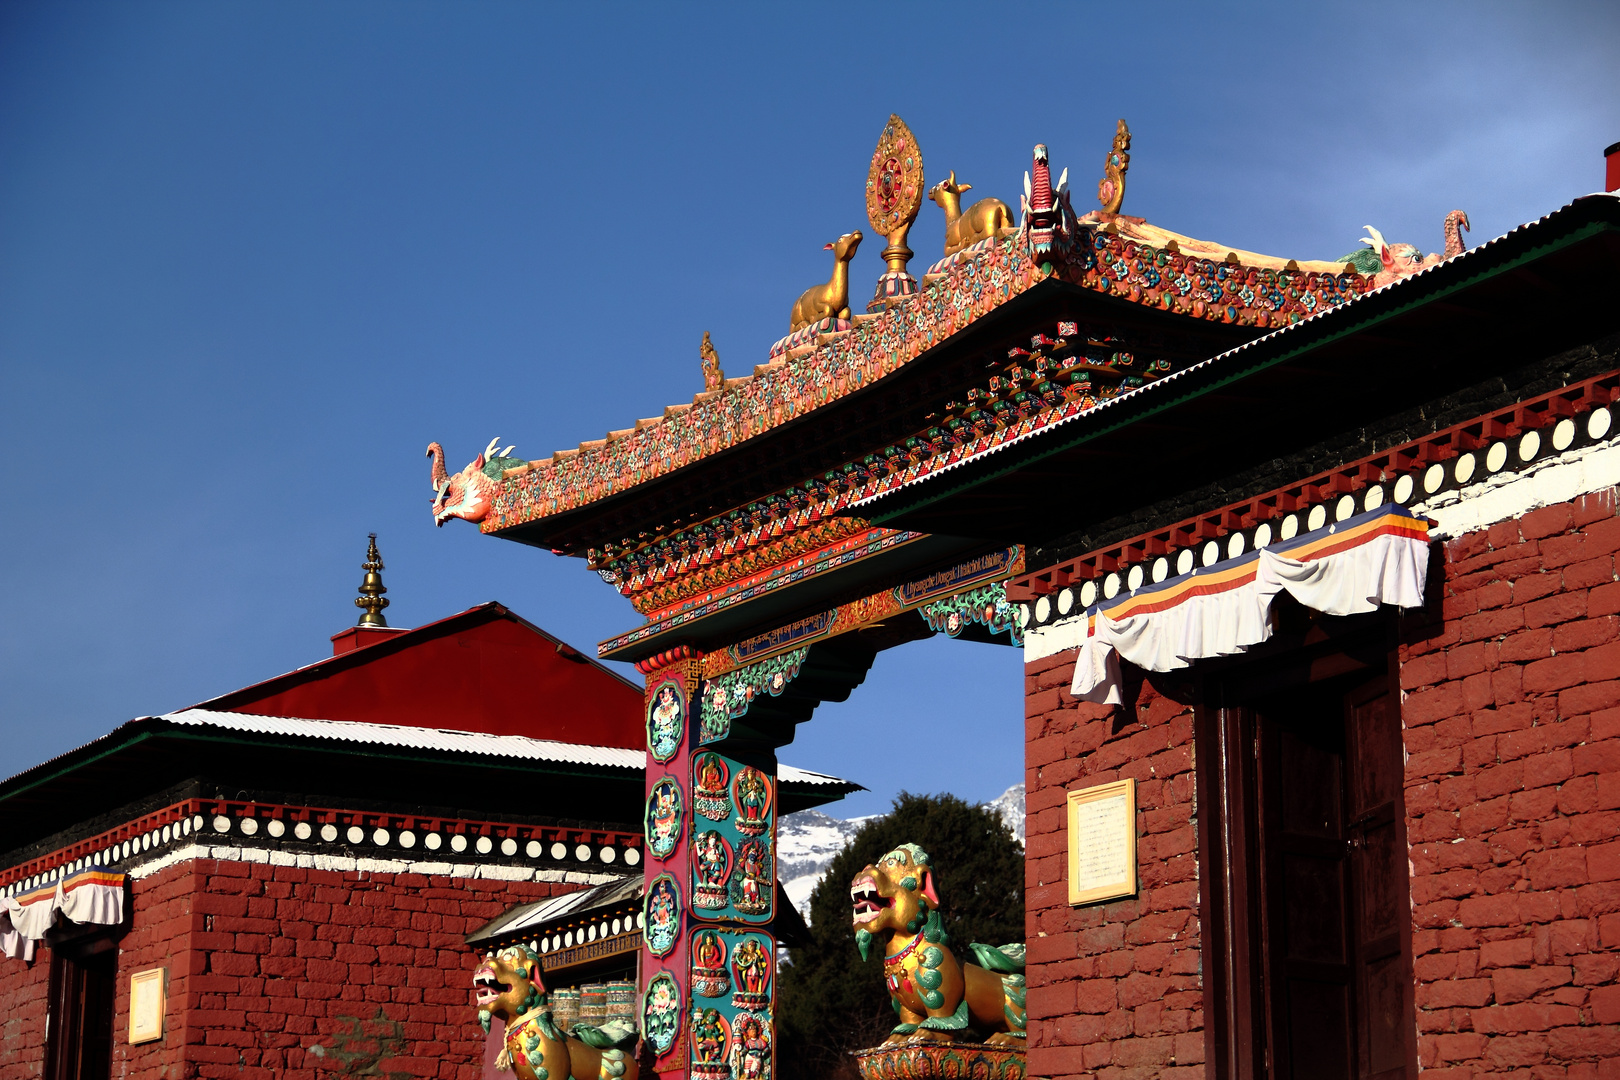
[354,533,390,627]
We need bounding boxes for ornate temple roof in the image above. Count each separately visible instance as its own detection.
[478,219,1368,546]
[431,120,1587,662]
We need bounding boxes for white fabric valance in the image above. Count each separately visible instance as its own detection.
[1068,503,1432,704]
[0,869,125,961]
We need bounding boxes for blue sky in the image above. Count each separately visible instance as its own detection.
[2,2,1616,816]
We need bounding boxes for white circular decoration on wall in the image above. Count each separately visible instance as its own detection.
[1588,407,1612,440]
[1553,418,1576,451]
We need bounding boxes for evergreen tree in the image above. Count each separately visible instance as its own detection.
[775,792,1024,1080]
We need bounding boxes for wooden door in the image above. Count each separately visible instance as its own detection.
[1250,671,1412,1080]
[1344,678,1410,1080]
[45,938,115,1080]
[1257,686,1355,1080]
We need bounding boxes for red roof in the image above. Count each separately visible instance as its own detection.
[196,603,644,748]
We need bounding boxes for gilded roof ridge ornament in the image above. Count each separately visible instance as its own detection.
[788,232,863,333]
[928,169,1015,258]
[864,114,925,313]
[1097,119,1131,215]
[699,331,724,393]
[354,533,390,627]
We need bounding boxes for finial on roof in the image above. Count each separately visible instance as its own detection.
[865,113,925,312]
[1097,119,1131,214]
[354,533,390,627]
[700,331,724,393]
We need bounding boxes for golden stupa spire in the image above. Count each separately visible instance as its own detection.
[354,534,390,627]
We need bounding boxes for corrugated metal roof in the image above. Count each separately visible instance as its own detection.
[159,709,855,787]
[777,763,850,787]
[162,708,645,768]
[468,875,646,946]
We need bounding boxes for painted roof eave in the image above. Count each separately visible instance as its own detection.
[0,710,862,807]
[854,193,1620,525]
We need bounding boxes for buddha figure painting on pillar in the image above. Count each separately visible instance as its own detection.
[645,874,681,958]
[691,1007,732,1080]
[729,839,773,917]
[647,680,685,762]
[732,766,771,837]
[693,929,731,998]
[695,752,732,821]
[729,934,772,1012]
[646,777,683,860]
[693,829,733,910]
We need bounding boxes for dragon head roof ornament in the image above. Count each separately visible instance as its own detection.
[1020,143,1076,272]
[426,438,534,528]
[1347,211,1471,286]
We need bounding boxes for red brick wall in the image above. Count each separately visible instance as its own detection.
[1400,490,1620,1077]
[0,936,51,1079]
[0,858,579,1079]
[1023,488,1620,1080]
[1024,658,1202,1080]
[116,859,197,1078]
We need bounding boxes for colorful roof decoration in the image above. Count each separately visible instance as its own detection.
[479,220,1368,538]
[425,120,1545,661]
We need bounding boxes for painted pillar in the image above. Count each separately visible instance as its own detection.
[641,656,778,1080]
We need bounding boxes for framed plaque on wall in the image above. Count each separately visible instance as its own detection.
[129,967,166,1044]
[1066,778,1137,905]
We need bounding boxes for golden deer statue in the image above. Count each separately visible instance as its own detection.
[789,231,862,332]
[928,171,1015,257]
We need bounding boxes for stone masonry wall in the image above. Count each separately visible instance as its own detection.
[1399,488,1620,1078]
[168,859,572,1079]
[0,857,579,1079]
[117,858,197,1079]
[1024,661,1202,1080]
[0,934,52,1080]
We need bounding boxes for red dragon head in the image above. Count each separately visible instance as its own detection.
[427,438,515,527]
[1021,144,1073,267]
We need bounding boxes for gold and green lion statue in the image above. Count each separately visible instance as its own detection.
[473,944,639,1080]
[850,843,1026,1046]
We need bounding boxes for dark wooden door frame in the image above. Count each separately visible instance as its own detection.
[1193,610,1417,1080]
[44,921,120,1080]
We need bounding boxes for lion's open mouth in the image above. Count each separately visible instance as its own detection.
[851,877,890,923]
[473,970,510,1006]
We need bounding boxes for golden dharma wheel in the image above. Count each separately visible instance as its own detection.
[866,114,925,239]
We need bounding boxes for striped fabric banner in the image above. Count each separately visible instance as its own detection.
[1,867,126,961]
[1066,502,1432,703]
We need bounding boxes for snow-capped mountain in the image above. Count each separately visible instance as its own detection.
[777,809,866,917]
[984,782,1026,842]
[777,784,1025,919]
